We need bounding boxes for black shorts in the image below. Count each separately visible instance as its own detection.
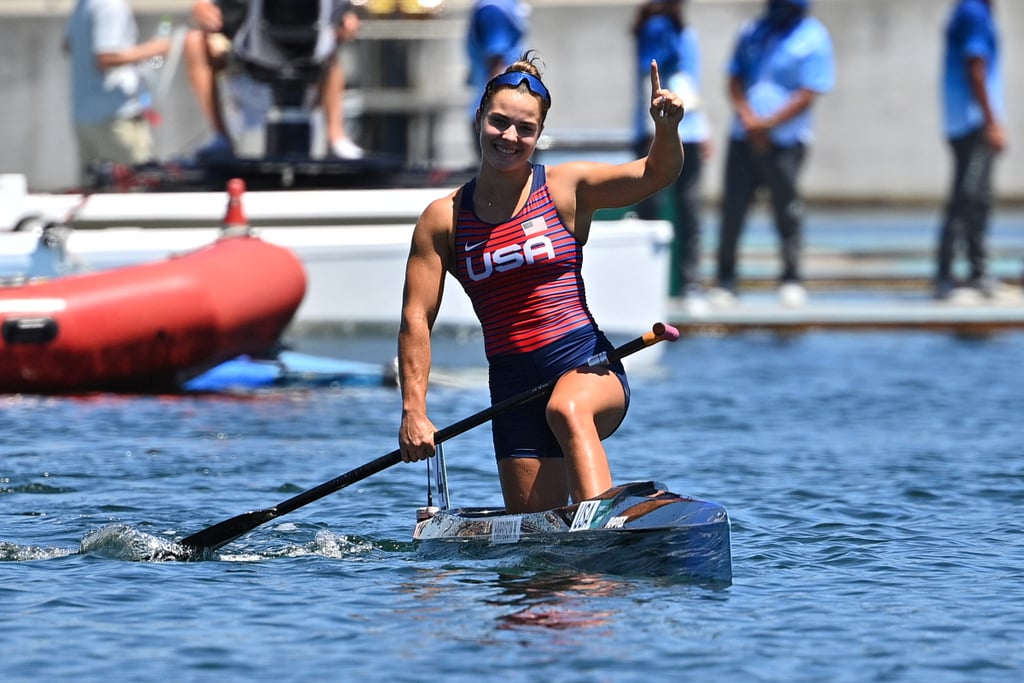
[487,326,630,460]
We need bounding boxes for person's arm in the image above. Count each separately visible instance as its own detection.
[760,88,816,131]
[728,73,760,135]
[90,1,170,70]
[550,61,684,242]
[966,55,1006,152]
[94,38,170,70]
[191,0,224,33]
[398,194,456,463]
[729,71,814,153]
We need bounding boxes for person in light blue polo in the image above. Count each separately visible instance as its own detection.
[712,0,834,307]
[65,0,171,181]
[466,0,529,148]
[934,0,1007,300]
[632,0,712,303]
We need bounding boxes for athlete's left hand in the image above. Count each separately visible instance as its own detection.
[649,60,685,128]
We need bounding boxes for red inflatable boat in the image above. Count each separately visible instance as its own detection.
[0,234,306,394]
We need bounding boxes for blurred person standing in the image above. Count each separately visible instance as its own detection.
[711,0,833,307]
[466,0,529,148]
[632,0,711,306]
[65,0,171,180]
[934,0,1007,300]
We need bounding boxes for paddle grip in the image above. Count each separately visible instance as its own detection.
[646,322,680,345]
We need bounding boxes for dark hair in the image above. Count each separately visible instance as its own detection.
[631,0,685,38]
[478,50,551,121]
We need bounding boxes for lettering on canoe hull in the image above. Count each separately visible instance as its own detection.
[490,516,522,544]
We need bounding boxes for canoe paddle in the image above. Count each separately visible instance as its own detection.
[178,322,680,555]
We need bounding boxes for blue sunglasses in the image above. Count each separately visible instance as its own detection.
[483,72,552,108]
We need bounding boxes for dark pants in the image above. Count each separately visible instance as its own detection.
[635,140,705,294]
[716,138,806,289]
[936,128,997,283]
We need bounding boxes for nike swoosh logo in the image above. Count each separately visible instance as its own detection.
[465,240,487,252]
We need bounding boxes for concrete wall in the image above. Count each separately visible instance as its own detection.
[1,0,1022,204]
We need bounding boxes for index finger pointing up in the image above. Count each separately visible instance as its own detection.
[650,59,661,95]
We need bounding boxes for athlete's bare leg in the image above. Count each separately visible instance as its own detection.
[498,457,568,513]
[546,367,624,503]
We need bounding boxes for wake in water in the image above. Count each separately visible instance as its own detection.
[296,529,377,559]
[3,524,399,564]
[79,524,196,562]
[0,541,77,562]
[76,524,388,562]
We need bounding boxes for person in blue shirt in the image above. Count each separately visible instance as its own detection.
[632,0,712,305]
[466,0,529,150]
[711,0,834,307]
[934,0,1007,300]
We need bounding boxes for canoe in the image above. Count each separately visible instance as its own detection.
[414,480,732,582]
[0,234,306,394]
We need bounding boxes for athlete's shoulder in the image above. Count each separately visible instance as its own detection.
[416,189,460,232]
[545,160,590,185]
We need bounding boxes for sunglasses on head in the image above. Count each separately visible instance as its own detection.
[484,72,552,108]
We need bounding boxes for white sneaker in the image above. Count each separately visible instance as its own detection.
[680,292,709,317]
[331,137,364,160]
[972,276,1019,302]
[778,282,807,307]
[707,287,738,308]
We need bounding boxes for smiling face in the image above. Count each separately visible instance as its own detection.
[476,88,545,171]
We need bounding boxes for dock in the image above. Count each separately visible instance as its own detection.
[667,287,1024,335]
[663,210,1024,335]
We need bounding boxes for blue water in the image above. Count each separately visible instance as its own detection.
[2,330,1022,682]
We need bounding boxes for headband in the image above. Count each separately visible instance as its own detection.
[483,72,552,109]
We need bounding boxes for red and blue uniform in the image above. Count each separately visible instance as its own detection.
[454,165,630,460]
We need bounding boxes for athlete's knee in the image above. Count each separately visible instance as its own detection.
[545,394,585,434]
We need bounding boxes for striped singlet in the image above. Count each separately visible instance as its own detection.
[453,165,596,359]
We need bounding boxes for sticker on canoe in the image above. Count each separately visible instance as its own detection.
[604,516,627,529]
[569,500,602,532]
[490,516,522,544]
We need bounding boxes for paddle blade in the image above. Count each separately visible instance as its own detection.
[178,451,404,554]
[179,508,279,554]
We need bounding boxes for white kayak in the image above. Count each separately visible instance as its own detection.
[413,480,732,582]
